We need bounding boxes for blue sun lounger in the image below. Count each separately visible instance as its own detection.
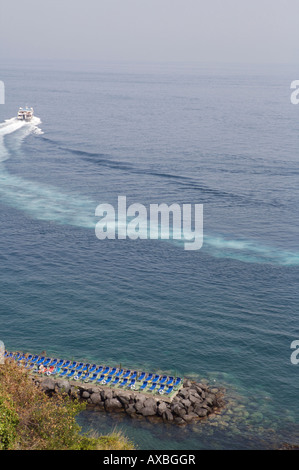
[102,376,112,385]
[122,370,131,379]
[127,379,136,389]
[48,359,58,367]
[96,374,105,383]
[88,364,97,373]
[18,354,26,361]
[173,377,181,388]
[43,358,51,367]
[81,363,90,372]
[158,376,167,385]
[119,378,128,387]
[17,354,27,362]
[56,359,64,367]
[67,369,76,379]
[69,361,77,369]
[108,367,117,376]
[59,369,69,377]
[158,385,165,394]
[146,373,153,381]
[130,371,137,380]
[87,373,98,382]
[165,386,173,395]
[149,383,157,392]
[111,377,120,386]
[74,371,83,380]
[102,366,110,375]
[152,374,160,384]
[82,372,90,381]
[30,355,39,363]
[166,377,174,386]
[62,360,70,368]
[115,369,123,378]
[138,372,146,381]
[74,363,84,371]
[139,381,148,391]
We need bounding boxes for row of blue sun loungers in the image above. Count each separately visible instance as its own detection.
[5,351,182,396]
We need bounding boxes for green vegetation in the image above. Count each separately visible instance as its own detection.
[0,360,135,450]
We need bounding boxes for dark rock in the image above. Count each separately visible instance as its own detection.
[40,378,55,391]
[183,412,198,423]
[157,401,168,416]
[90,392,103,405]
[56,379,71,394]
[101,389,113,401]
[181,398,192,410]
[125,404,136,416]
[105,398,123,411]
[134,394,147,404]
[143,398,157,413]
[201,400,211,409]
[194,406,208,417]
[162,409,174,421]
[189,388,200,396]
[82,391,90,399]
[178,388,190,399]
[174,417,185,425]
[205,394,215,406]
[140,406,156,417]
[139,399,157,417]
[117,393,131,405]
[134,400,145,413]
[171,403,187,418]
[189,394,202,405]
[197,382,208,391]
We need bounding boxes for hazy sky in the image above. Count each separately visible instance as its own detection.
[0,0,298,64]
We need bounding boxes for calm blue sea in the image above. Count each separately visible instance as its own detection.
[0,60,298,449]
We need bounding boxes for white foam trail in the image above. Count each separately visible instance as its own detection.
[0,116,298,266]
[0,116,96,228]
[0,116,43,162]
[203,235,299,266]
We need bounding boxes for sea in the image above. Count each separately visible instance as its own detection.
[0,59,298,450]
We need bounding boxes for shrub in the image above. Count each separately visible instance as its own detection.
[0,359,135,450]
[0,394,19,450]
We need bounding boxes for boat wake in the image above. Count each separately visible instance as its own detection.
[0,117,298,266]
[0,117,43,162]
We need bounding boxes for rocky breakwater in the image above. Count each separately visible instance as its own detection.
[34,376,225,425]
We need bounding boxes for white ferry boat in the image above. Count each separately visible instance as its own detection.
[17,106,34,121]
